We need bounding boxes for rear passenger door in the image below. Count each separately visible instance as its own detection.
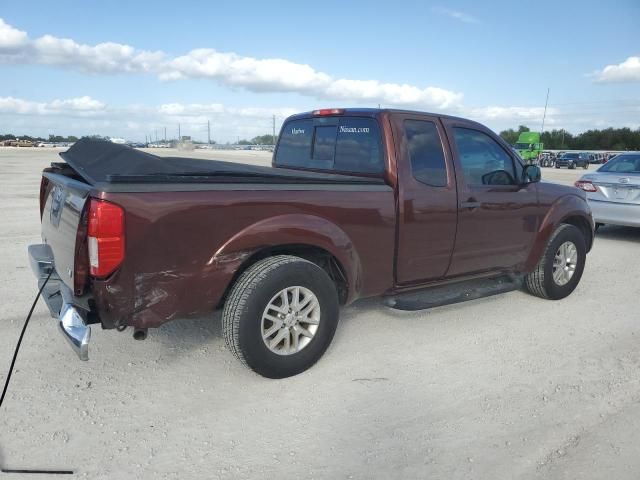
[442,119,539,276]
[392,113,458,284]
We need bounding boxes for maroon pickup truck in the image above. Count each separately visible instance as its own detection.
[29,108,593,378]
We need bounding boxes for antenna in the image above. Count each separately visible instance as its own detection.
[541,88,550,133]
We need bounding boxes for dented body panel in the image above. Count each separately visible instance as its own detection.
[92,186,395,328]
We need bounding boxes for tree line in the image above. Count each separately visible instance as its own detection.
[1,133,278,145]
[1,133,80,143]
[499,126,640,151]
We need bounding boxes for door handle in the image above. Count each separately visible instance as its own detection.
[460,198,481,209]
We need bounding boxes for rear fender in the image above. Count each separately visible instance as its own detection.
[212,214,362,302]
[525,194,593,271]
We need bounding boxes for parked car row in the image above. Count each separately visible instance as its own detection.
[534,151,622,169]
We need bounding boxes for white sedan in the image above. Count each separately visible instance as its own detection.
[575,153,640,228]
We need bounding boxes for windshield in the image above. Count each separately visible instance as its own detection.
[561,153,579,159]
[598,154,640,173]
[514,143,532,150]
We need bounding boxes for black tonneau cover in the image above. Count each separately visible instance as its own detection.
[60,139,385,185]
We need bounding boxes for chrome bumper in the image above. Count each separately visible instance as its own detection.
[28,244,91,361]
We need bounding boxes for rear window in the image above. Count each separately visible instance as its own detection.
[599,154,640,173]
[275,116,384,174]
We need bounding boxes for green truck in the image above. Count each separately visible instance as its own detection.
[514,132,543,164]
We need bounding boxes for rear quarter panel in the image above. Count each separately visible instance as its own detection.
[92,186,395,329]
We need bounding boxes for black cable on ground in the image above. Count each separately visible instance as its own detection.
[1,271,74,475]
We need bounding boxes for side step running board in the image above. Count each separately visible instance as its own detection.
[384,275,523,311]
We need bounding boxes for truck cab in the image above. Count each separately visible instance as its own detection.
[514,131,543,164]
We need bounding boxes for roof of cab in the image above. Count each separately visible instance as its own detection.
[285,108,486,129]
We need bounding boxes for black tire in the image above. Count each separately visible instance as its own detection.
[524,224,586,300]
[569,162,576,170]
[223,255,339,378]
[583,163,589,170]
[555,165,560,169]
[595,222,604,231]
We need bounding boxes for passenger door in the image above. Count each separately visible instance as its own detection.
[393,113,458,284]
[443,120,539,276]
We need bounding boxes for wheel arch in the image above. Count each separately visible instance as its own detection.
[524,195,594,271]
[212,214,362,307]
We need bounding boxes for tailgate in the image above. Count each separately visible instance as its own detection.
[41,172,91,290]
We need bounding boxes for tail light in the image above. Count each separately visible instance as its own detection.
[575,180,597,192]
[312,108,344,116]
[39,176,50,218]
[87,199,125,277]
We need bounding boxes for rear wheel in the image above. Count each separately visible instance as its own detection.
[525,224,586,300]
[223,255,340,378]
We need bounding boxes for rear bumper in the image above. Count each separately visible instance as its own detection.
[28,244,91,361]
[589,200,640,227]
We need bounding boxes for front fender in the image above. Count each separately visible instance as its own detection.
[212,214,363,302]
[525,193,593,271]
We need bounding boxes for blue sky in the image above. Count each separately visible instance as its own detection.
[1,0,638,142]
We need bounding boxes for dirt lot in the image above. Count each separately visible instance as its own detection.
[1,147,639,479]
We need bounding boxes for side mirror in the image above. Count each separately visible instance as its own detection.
[522,164,541,184]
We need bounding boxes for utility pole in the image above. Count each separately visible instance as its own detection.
[207,120,211,144]
[164,127,166,142]
[178,123,181,141]
[155,129,158,143]
[541,87,550,133]
[272,115,276,145]
[561,129,565,148]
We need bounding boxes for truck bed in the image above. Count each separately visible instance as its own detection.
[61,138,386,188]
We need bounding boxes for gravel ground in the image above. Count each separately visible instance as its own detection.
[1,147,639,479]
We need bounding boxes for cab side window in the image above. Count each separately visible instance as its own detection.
[453,128,516,185]
[404,120,448,187]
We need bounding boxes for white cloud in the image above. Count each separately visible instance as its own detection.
[162,49,332,93]
[0,18,28,50]
[324,80,462,108]
[592,56,640,83]
[0,17,461,109]
[0,96,106,115]
[432,7,480,24]
[466,105,555,121]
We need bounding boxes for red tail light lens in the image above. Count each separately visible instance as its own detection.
[87,199,124,277]
[312,108,344,116]
[39,176,49,218]
[574,180,597,192]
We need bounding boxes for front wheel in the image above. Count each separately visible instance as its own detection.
[223,255,339,378]
[524,224,586,300]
